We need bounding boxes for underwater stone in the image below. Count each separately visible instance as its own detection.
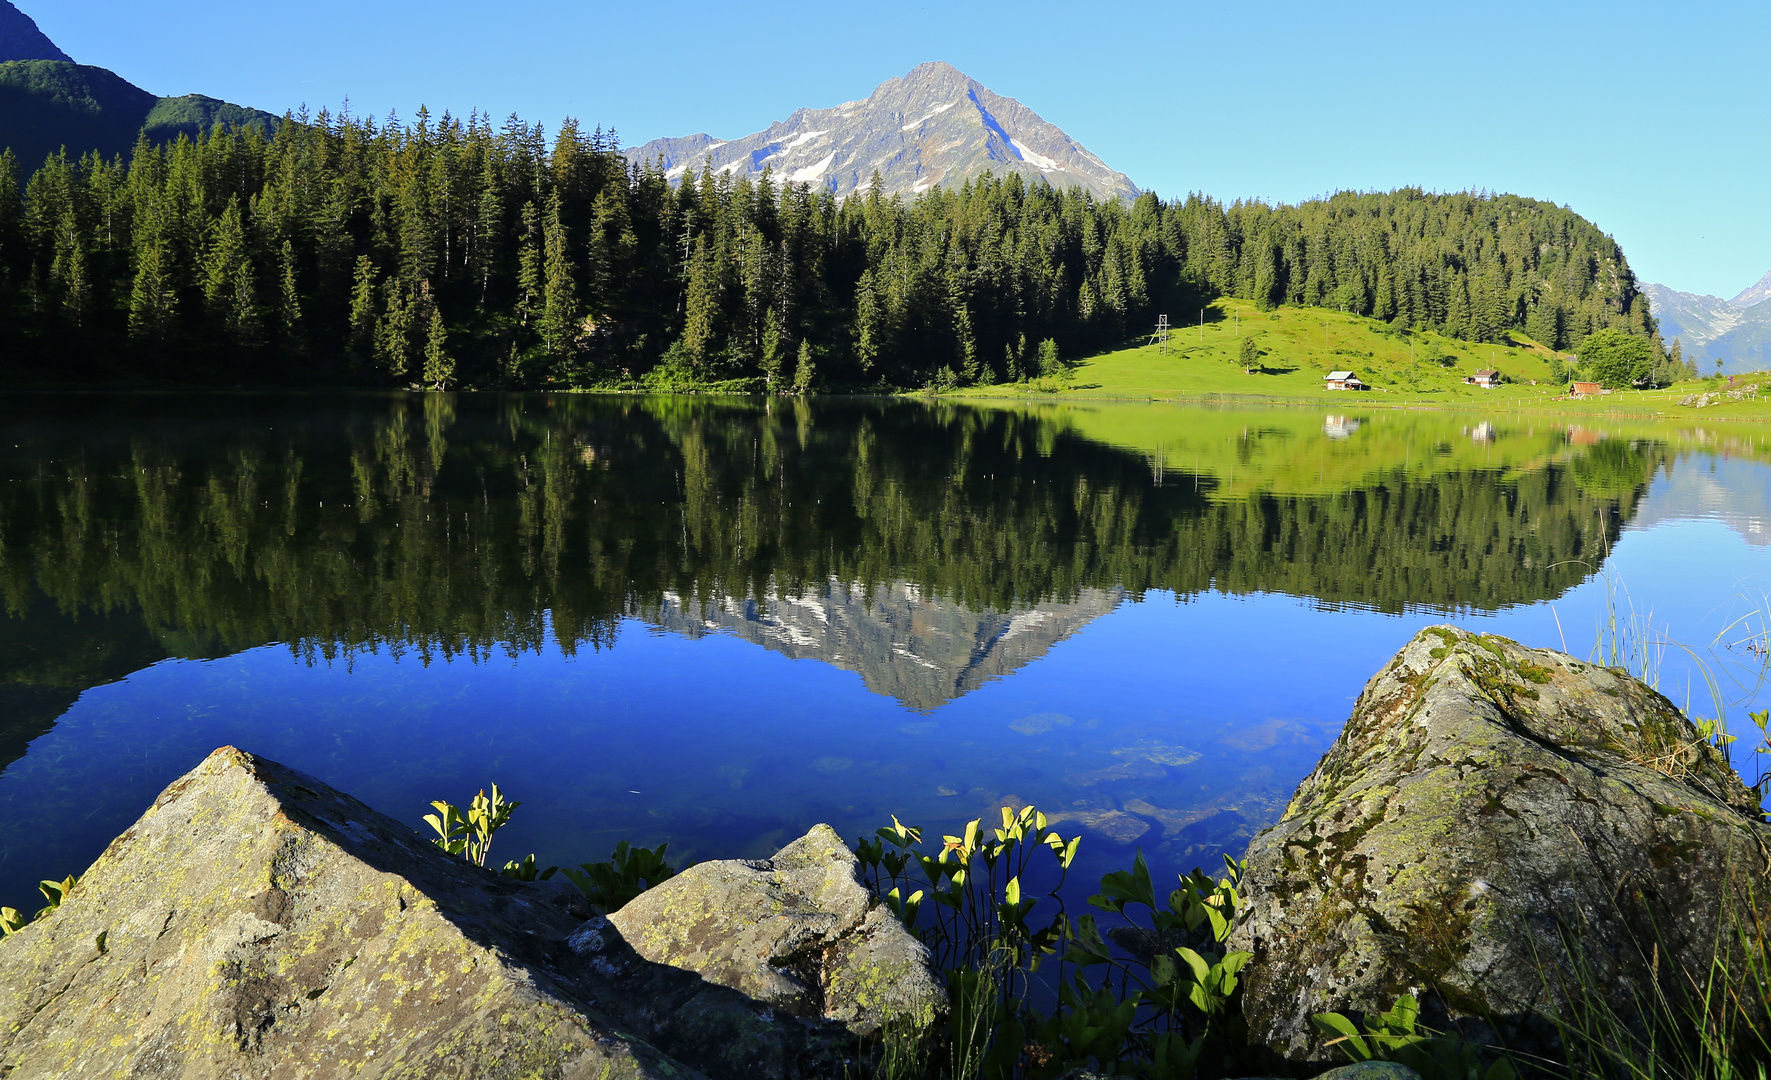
[1230,627,1771,1066]
[609,823,945,1035]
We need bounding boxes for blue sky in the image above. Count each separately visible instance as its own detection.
[33,0,1768,297]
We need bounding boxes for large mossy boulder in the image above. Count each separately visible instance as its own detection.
[1230,627,1771,1065]
[0,747,932,1079]
[609,824,944,1035]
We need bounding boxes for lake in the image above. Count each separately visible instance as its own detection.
[1,393,1768,914]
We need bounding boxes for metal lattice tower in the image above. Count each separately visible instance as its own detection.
[1148,314,1170,354]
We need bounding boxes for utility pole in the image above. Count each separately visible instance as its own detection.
[1199,309,1204,344]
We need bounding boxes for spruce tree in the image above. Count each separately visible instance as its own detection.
[423,307,455,388]
[540,192,578,357]
[277,240,302,347]
[376,280,415,379]
[515,201,542,328]
[127,240,176,344]
[792,340,815,394]
[349,256,379,366]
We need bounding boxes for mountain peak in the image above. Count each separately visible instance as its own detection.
[623,62,1138,203]
[0,1,70,63]
[1728,270,1771,310]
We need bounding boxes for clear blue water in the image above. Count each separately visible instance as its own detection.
[1,395,1767,913]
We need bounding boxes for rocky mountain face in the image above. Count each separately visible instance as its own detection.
[623,61,1139,203]
[639,579,1124,712]
[1642,274,1771,374]
[1730,268,1771,309]
[0,0,67,63]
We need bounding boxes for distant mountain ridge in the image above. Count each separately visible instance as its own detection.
[0,2,277,171]
[623,61,1139,203]
[1643,272,1771,374]
[0,0,66,63]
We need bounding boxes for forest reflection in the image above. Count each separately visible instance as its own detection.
[0,394,1656,769]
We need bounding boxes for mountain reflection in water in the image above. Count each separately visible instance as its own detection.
[2,393,1756,913]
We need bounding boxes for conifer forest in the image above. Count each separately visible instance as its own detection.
[0,109,1666,389]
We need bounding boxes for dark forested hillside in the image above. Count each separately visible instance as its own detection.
[0,108,1661,389]
[0,60,280,185]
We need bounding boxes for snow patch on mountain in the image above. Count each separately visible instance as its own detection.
[792,153,835,183]
[1010,138,1062,172]
[901,101,959,130]
[622,61,1138,203]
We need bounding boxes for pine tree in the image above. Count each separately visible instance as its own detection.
[539,192,578,357]
[423,307,455,388]
[376,279,415,379]
[515,201,542,327]
[277,240,302,347]
[760,306,785,387]
[1239,336,1258,368]
[127,239,176,344]
[203,200,260,345]
[349,256,379,366]
[792,339,815,394]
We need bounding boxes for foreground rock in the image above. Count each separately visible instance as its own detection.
[0,747,940,1079]
[610,824,943,1035]
[1231,626,1771,1065]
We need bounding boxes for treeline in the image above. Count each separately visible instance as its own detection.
[0,108,1662,389]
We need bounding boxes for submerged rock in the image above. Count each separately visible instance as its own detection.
[609,823,944,1035]
[1231,627,1771,1065]
[0,747,936,1079]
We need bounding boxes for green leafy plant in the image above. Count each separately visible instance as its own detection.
[2,874,79,940]
[423,784,554,879]
[1313,994,1517,1080]
[562,840,678,910]
[858,809,1258,1079]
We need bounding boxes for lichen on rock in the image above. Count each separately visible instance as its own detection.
[609,823,945,1036]
[0,747,940,1079]
[1230,627,1771,1066]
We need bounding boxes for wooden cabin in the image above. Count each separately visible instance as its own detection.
[1466,369,1501,388]
[1324,370,1367,391]
[1570,381,1602,398]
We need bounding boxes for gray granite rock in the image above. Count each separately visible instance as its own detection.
[1230,627,1771,1065]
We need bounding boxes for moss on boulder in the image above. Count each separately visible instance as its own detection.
[1230,627,1771,1065]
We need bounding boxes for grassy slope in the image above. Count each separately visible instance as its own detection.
[963,401,1771,501]
[954,298,1771,422]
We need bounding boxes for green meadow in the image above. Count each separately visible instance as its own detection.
[955,298,1771,421]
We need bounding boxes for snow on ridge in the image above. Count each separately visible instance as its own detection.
[665,165,687,180]
[913,175,939,194]
[785,129,829,149]
[707,141,728,151]
[792,152,836,183]
[900,100,961,131]
[1010,138,1063,172]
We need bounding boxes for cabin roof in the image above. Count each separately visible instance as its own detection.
[1326,371,1356,380]
[1473,369,1497,378]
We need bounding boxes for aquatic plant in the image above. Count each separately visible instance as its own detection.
[561,841,678,911]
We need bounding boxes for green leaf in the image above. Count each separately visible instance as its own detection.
[1312,1012,1373,1061]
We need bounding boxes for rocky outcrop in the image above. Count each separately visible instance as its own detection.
[610,824,944,1035]
[0,747,941,1079]
[1230,627,1771,1065]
